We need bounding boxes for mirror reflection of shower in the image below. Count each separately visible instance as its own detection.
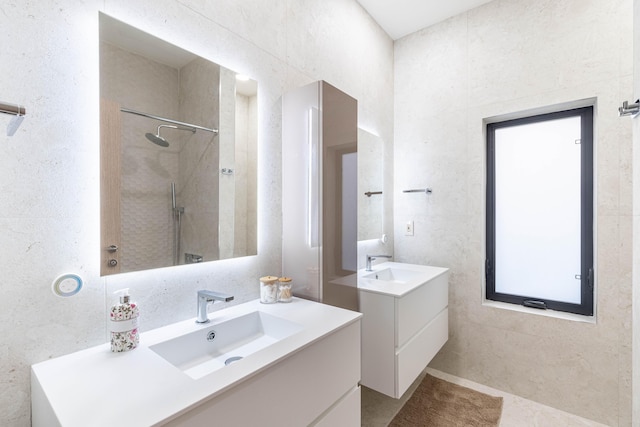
[171,182,185,266]
[100,13,259,276]
[146,124,195,148]
[121,107,218,140]
[117,108,219,267]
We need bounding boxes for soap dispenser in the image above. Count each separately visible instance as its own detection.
[109,288,139,352]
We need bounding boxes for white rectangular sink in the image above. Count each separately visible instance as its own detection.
[149,311,303,379]
[363,267,422,284]
[358,262,450,297]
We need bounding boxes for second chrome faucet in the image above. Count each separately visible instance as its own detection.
[365,254,392,271]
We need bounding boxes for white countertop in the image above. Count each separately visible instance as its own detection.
[31,298,361,426]
[357,261,449,297]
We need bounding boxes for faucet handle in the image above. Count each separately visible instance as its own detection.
[198,289,234,302]
[365,254,393,271]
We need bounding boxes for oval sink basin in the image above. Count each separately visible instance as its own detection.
[363,267,422,284]
[149,311,303,379]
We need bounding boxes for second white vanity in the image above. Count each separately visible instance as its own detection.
[359,262,449,398]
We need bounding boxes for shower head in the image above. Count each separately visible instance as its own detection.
[145,131,170,147]
[145,124,196,147]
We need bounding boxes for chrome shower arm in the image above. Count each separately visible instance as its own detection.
[120,107,218,134]
[158,124,196,134]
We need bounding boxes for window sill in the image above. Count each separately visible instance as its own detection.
[482,300,596,324]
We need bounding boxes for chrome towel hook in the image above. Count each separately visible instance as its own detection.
[618,100,640,117]
[1,101,26,136]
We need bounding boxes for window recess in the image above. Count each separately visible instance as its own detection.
[485,106,594,316]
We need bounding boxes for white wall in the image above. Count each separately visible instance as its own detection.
[394,0,632,425]
[0,1,393,425]
[633,1,640,424]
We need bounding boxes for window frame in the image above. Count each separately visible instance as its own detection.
[485,106,594,316]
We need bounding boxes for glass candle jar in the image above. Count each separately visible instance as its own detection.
[278,277,293,303]
[259,276,278,304]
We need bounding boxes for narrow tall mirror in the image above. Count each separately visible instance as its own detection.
[358,129,384,240]
[99,14,257,276]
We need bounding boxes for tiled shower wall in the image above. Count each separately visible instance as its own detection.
[101,41,179,272]
[233,92,258,257]
[393,0,633,424]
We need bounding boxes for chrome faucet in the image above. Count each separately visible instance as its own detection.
[365,254,392,271]
[196,290,234,324]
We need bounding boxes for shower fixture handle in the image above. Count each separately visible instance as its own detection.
[171,182,177,211]
[107,245,118,253]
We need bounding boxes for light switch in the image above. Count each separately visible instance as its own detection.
[405,220,414,236]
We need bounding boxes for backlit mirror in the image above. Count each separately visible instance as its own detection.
[99,13,257,276]
[358,129,383,240]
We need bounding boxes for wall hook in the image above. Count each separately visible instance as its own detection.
[618,100,640,117]
[1,101,26,136]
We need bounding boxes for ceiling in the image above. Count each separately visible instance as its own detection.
[357,0,494,40]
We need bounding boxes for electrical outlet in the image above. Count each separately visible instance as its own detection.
[405,220,414,236]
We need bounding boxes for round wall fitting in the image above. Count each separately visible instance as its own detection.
[52,273,83,297]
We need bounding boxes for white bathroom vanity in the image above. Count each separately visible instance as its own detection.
[31,298,361,426]
[359,262,449,398]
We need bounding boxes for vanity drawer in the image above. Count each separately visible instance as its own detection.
[314,385,361,426]
[165,320,361,426]
[396,308,448,397]
[396,272,448,347]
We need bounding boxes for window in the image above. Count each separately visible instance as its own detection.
[486,106,594,316]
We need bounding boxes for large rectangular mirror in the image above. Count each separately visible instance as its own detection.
[99,14,257,275]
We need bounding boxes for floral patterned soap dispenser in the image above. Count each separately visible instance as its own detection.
[109,288,139,352]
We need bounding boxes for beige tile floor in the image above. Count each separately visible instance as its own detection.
[361,368,608,427]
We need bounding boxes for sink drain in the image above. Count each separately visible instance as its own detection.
[224,356,243,366]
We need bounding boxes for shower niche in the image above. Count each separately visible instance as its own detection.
[99,13,257,275]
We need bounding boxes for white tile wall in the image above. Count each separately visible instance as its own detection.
[393,0,633,425]
[4,0,630,425]
[632,1,640,424]
[0,1,393,425]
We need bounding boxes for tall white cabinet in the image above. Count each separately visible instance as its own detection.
[282,81,358,311]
